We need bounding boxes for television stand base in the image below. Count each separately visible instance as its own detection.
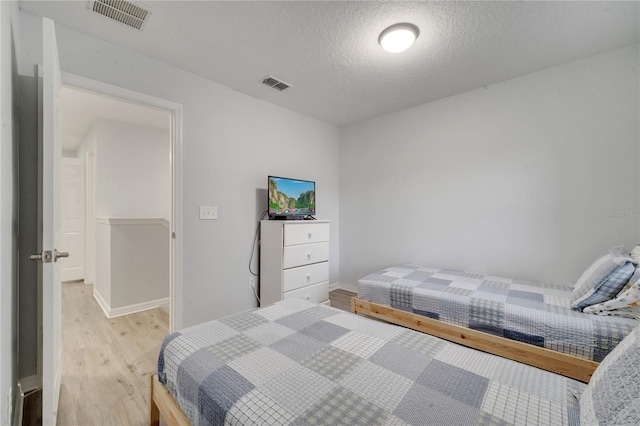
[270,214,316,220]
[271,215,302,221]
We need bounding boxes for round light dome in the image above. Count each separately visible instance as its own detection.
[378,23,420,53]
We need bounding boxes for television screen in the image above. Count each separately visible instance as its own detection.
[268,176,315,218]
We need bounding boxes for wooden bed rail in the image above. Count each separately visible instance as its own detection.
[351,297,598,383]
[149,374,190,426]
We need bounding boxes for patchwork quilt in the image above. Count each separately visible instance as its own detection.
[358,264,639,362]
[158,298,585,425]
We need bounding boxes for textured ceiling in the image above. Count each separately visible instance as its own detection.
[21,1,640,126]
[61,86,170,150]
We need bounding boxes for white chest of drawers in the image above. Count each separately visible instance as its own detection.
[260,220,330,306]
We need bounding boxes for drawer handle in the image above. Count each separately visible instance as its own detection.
[308,232,312,239]
[306,273,311,282]
[305,295,311,300]
[307,252,312,260]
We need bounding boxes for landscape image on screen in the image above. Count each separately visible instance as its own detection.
[269,177,315,217]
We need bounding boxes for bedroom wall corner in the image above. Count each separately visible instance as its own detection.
[339,44,640,288]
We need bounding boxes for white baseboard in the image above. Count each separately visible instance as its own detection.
[329,281,358,293]
[93,289,169,318]
[109,298,169,318]
[93,288,111,318]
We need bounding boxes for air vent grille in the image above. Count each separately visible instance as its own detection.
[261,76,291,91]
[89,0,152,30]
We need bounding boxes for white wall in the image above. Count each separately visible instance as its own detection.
[0,1,20,423]
[95,218,170,316]
[340,45,640,287]
[110,220,169,309]
[76,120,97,158]
[94,119,170,220]
[18,11,341,328]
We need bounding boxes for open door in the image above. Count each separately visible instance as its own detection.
[33,17,65,425]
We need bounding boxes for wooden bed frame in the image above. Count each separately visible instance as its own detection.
[147,299,599,425]
[351,297,598,383]
[149,374,190,426]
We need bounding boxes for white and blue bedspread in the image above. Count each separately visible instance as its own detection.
[358,264,639,362]
[158,298,584,425]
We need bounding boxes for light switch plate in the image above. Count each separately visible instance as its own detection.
[200,206,218,220]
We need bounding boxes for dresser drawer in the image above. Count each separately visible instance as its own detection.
[283,223,329,246]
[283,242,329,269]
[284,281,329,304]
[283,262,329,292]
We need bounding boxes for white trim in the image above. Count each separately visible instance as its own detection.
[94,217,170,229]
[93,288,168,319]
[92,287,111,318]
[84,146,96,286]
[107,298,170,319]
[35,63,43,396]
[61,71,184,332]
[171,104,184,333]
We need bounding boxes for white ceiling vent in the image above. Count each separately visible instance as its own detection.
[88,0,152,30]
[261,76,291,91]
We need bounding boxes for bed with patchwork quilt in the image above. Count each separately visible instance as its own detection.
[151,298,593,426]
[353,260,639,382]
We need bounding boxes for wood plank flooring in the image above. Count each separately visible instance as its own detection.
[57,285,354,425]
[58,281,169,426]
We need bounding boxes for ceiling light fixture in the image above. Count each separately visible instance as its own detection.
[378,23,420,53]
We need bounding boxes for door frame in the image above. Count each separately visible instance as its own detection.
[61,72,184,332]
[84,146,96,286]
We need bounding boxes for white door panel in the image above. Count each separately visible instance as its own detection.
[61,158,85,281]
[41,17,63,426]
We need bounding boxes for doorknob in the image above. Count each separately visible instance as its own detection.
[29,250,52,263]
[28,249,69,263]
[54,249,69,262]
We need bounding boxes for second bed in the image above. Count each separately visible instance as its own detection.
[353,264,638,382]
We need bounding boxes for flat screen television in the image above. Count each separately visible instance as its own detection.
[268,176,315,219]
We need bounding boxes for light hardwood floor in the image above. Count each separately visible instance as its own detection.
[57,285,355,425]
[58,281,169,426]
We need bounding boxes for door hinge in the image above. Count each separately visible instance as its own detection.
[172,232,176,239]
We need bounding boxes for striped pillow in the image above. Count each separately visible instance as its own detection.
[571,246,637,311]
[583,275,640,319]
